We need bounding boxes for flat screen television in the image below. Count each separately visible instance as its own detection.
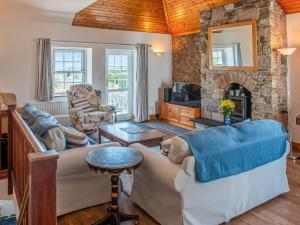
[171,82,201,107]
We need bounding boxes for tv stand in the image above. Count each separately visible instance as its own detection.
[160,102,201,130]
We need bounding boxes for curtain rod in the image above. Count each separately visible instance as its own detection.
[51,40,152,47]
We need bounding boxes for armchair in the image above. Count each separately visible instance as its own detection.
[67,84,116,133]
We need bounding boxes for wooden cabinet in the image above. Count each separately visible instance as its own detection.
[160,102,201,129]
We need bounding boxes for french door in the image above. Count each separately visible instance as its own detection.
[106,49,134,120]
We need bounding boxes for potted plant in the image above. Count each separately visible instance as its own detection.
[220,99,235,126]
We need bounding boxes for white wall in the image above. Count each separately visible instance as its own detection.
[287,14,300,143]
[0,2,172,115]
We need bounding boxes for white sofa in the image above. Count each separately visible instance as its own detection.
[54,115,121,216]
[129,143,289,225]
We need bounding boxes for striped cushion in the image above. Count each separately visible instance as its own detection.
[72,97,93,113]
[60,126,89,149]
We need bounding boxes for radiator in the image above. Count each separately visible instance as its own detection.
[29,101,69,116]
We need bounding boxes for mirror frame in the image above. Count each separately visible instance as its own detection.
[208,21,258,71]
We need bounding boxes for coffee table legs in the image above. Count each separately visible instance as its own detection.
[93,172,139,225]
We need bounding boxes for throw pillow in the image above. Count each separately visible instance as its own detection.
[39,127,66,151]
[72,97,93,113]
[60,125,89,149]
[18,104,38,121]
[168,136,192,164]
[29,110,66,152]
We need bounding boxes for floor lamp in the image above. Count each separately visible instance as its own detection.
[278,48,298,160]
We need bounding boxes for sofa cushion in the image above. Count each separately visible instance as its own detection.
[60,125,89,149]
[19,105,66,151]
[168,136,192,164]
[18,103,38,121]
[72,97,93,113]
[28,110,52,126]
[84,111,108,123]
[39,128,66,151]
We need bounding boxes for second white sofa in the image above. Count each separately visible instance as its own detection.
[130,142,289,225]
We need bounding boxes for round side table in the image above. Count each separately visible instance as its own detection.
[86,147,144,225]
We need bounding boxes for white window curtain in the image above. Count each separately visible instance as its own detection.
[36,38,53,101]
[134,44,149,122]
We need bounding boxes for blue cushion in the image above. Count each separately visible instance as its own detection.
[61,126,89,149]
[18,103,38,121]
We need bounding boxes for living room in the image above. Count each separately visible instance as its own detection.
[0,0,300,225]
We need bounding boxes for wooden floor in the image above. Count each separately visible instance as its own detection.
[58,159,300,225]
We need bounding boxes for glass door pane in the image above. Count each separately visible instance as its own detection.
[106,50,134,119]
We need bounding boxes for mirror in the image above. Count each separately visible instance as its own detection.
[208,21,258,71]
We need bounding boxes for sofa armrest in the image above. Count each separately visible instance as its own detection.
[54,115,71,127]
[99,105,116,114]
[182,156,196,177]
[69,107,85,118]
[129,143,183,189]
[57,142,121,177]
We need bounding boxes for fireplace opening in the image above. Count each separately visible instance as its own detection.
[224,83,252,122]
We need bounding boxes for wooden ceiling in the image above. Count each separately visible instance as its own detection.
[73,0,237,35]
[277,0,300,14]
[163,0,236,35]
[73,0,300,36]
[72,0,170,34]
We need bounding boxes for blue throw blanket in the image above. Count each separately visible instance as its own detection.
[181,120,287,182]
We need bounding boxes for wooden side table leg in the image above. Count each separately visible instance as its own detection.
[111,172,120,225]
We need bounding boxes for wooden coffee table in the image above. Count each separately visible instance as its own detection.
[99,122,165,147]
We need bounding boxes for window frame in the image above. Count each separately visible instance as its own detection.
[51,47,88,97]
[212,48,227,66]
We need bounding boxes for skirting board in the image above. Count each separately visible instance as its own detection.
[149,114,159,120]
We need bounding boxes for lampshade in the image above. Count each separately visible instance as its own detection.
[278,48,297,56]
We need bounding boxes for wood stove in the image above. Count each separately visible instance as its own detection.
[224,83,251,122]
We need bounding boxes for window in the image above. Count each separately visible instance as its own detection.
[106,49,135,119]
[212,48,226,66]
[52,48,87,96]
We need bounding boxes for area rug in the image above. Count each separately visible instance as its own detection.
[0,201,16,225]
[0,216,16,225]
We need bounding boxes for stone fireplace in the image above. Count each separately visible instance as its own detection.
[199,0,288,126]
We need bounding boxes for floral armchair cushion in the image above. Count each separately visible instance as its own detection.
[68,85,101,111]
[67,84,116,133]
